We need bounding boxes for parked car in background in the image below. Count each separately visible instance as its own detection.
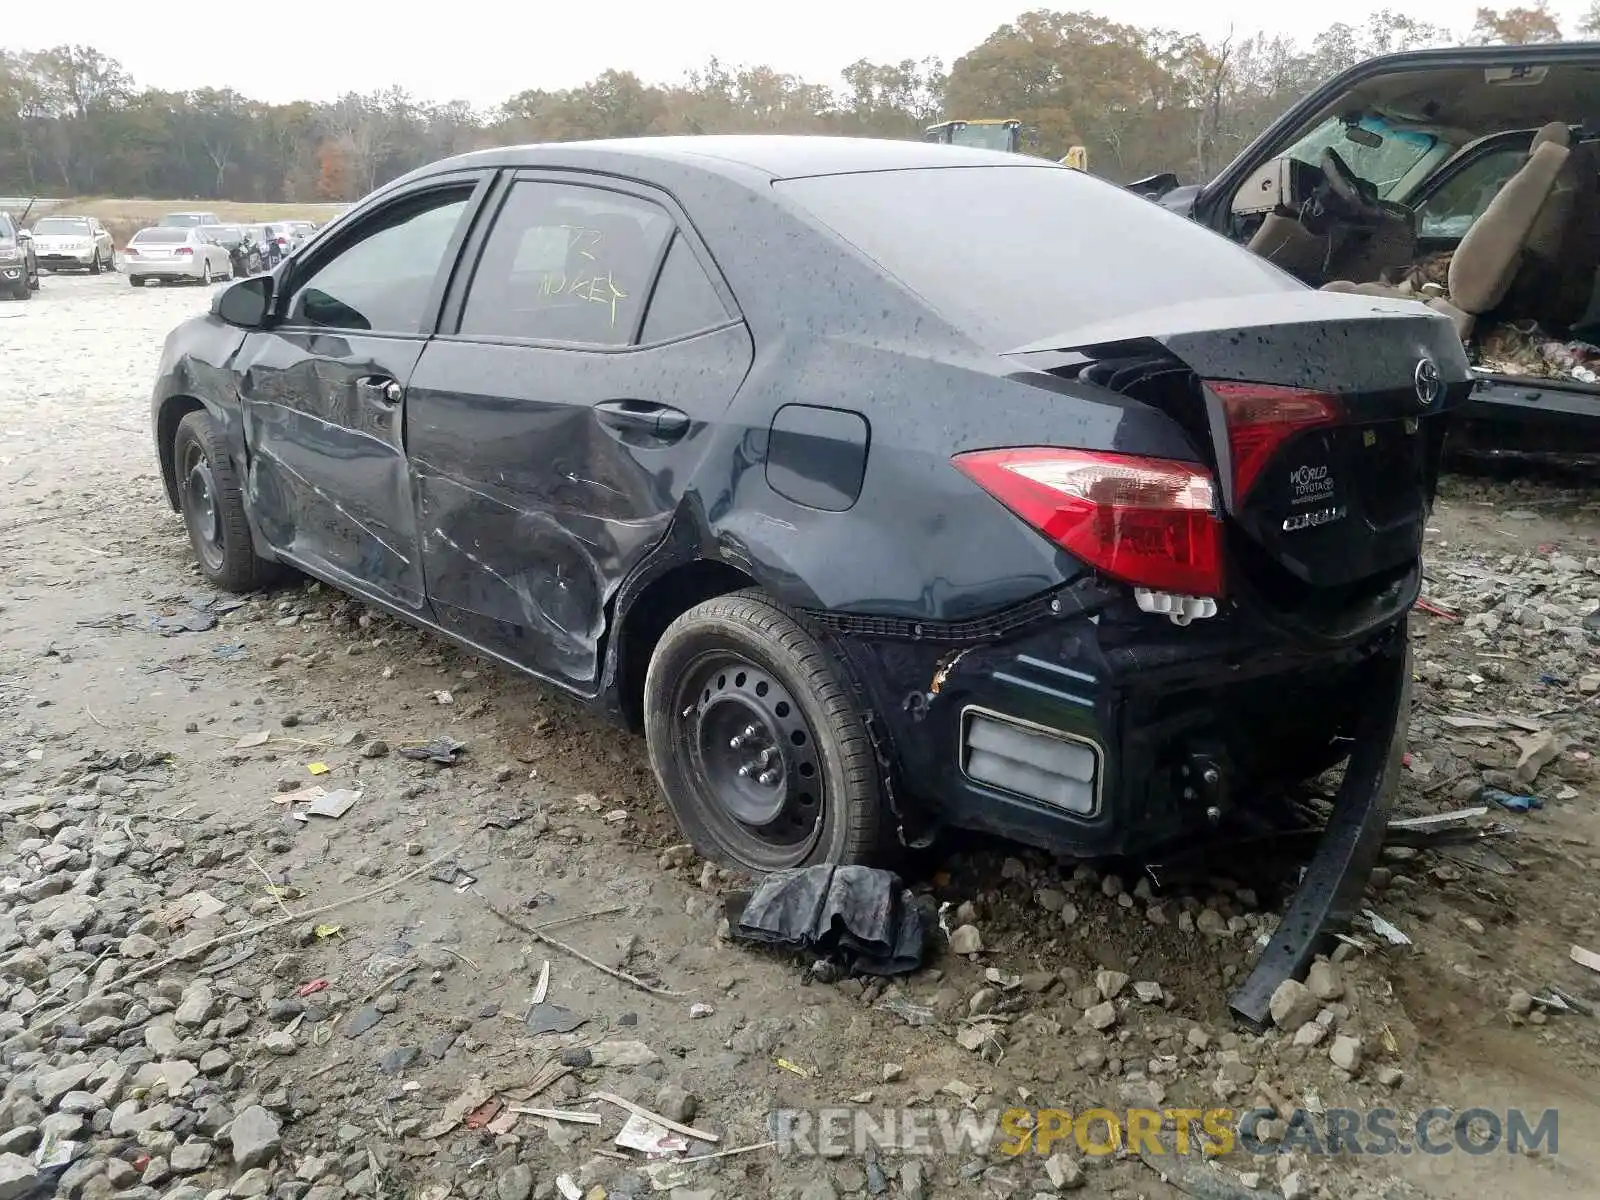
[0,209,40,299]
[200,225,263,277]
[159,211,223,228]
[150,135,1468,1024]
[29,214,116,274]
[124,226,232,287]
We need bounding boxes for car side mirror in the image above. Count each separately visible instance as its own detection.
[213,275,273,329]
[15,229,31,242]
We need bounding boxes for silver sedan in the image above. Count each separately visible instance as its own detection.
[124,226,234,287]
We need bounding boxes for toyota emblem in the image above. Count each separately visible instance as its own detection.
[1413,357,1442,408]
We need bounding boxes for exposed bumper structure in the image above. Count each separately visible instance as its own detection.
[1226,641,1409,1027]
[826,583,1409,1021]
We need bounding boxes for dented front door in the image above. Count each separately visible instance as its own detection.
[406,176,752,691]
[239,180,482,611]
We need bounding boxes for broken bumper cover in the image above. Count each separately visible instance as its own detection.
[827,587,1408,1023]
[1225,641,1409,1027]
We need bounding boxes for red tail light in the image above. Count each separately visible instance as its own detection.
[174,246,194,256]
[953,447,1224,597]
[1207,381,1339,502]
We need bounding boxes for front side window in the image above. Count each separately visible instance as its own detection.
[1414,146,1529,239]
[458,181,674,345]
[287,188,471,334]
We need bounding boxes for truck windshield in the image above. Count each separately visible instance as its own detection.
[950,124,1016,153]
[1285,116,1438,197]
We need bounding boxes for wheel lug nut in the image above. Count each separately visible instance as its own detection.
[758,748,774,766]
[729,735,745,749]
[758,769,779,786]
[742,724,759,739]
[737,764,754,778]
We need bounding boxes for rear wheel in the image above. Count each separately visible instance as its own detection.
[173,410,283,593]
[128,276,142,288]
[199,261,212,285]
[643,590,884,872]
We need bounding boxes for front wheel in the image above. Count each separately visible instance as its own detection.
[643,590,885,872]
[89,251,102,275]
[172,410,283,593]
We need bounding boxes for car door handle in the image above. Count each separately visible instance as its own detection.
[593,399,690,442]
[357,375,403,404]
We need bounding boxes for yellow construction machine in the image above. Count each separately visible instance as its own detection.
[923,119,1088,171]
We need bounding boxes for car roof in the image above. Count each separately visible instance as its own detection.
[411,134,1037,184]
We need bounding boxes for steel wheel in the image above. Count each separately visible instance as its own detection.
[179,437,225,575]
[674,652,826,866]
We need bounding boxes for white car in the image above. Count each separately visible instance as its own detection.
[29,215,116,274]
[124,226,233,287]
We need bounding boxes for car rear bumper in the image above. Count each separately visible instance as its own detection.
[1450,375,1600,458]
[830,588,1407,1017]
[128,259,206,280]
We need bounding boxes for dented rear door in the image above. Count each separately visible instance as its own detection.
[407,175,752,692]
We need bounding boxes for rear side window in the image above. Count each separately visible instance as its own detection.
[775,166,1300,351]
[459,181,674,346]
[640,233,730,343]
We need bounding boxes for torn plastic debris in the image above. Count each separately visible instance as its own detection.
[1485,788,1543,813]
[400,735,467,764]
[723,864,929,976]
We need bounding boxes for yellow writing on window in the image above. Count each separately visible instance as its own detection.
[539,269,628,327]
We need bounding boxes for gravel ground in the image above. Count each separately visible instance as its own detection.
[3,271,1600,1200]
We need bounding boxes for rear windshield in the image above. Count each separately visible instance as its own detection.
[160,214,205,227]
[775,165,1298,350]
[134,228,189,244]
[34,218,91,233]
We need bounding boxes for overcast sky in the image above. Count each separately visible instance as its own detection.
[15,0,1597,109]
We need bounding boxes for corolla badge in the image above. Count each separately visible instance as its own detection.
[1413,357,1442,408]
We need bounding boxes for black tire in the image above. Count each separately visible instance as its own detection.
[172,410,283,593]
[89,250,101,275]
[128,275,141,288]
[644,589,884,872]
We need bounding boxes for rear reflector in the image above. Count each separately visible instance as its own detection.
[953,447,1224,597]
[1207,381,1339,502]
[963,709,1098,815]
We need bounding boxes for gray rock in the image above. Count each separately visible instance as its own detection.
[232,1167,274,1197]
[947,925,983,955]
[1329,1035,1363,1073]
[799,1180,839,1200]
[1084,1001,1117,1031]
[654,1084,697,1124]
[170,1141,214,1173]
[35,1061,95,1108]
[199,1048,234,1075]
[1306,960,1345,1002]
[899,1161,928,1200]
[229,1105,282,1169]
[1044,1151,1084,1189]
[0,1154,37,1200]
[32,893,99,937]
[495,1164,534,1200]
[1268,979,1319,1032]
[174,983,217,1029]
[0,1129,35,1157]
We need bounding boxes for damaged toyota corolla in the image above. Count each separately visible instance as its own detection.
[151,136,1469,1020]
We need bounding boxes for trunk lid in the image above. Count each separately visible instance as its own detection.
[1008,291,1473,636]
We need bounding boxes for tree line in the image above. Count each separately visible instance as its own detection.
[2,2,1597,202]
